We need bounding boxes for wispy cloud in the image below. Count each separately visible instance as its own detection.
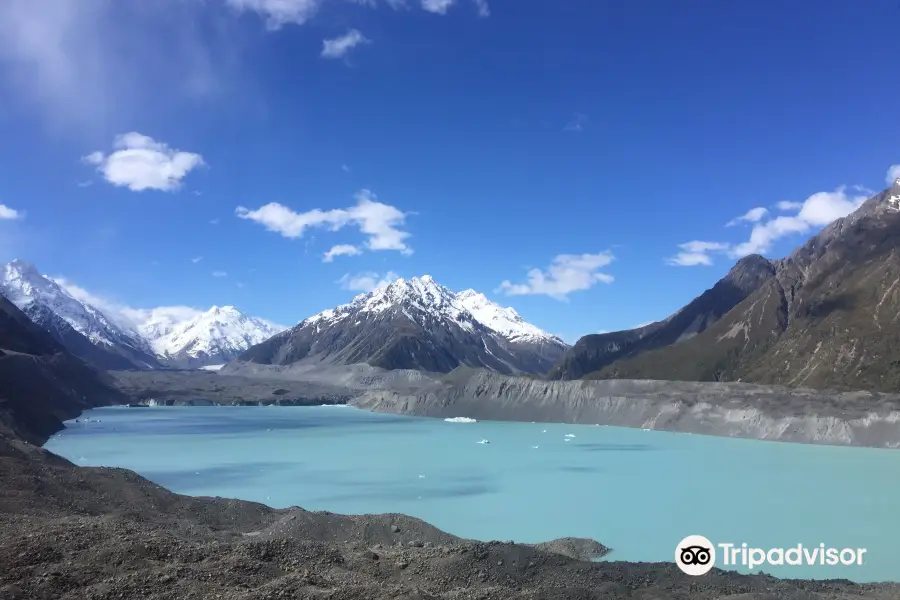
[421,0,455,14]
[337,270,400,292]
[323,244,362,262]
[212,270,228,278]
[563,112,588,133]
[191,256,203,263]
[321,29,369,59]
[0,204,23,220]
[51,276,203,332]
[665,241,729,267]
[76,180,93,188]
[341,164,351,172]
[83,133,205,192]
[667,185,872,266]
[210,218,220,225]
[236,189,413,256]
[887,164,900,186]
[0,0,247,128]
[497,252,615,301]
[726,207,768,227]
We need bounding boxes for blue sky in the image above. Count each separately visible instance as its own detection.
[0,0,898,342]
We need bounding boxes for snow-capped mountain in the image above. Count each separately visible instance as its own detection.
[147,305,285,368]
[0,260,285,370]
[237,275,569,374]
[455,289,565,345]
[0,259,161,369]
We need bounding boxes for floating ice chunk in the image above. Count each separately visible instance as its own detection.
[564,439,571,442]
[531,445,539,449]
[565,434,576,438]
[542,430,547,433]
[444,417,477,423]
[477,439,490,444]
[418,475,426,479]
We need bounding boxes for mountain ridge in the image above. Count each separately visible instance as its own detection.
[0,260,282,370]
[581,183,900,391]
[237,275,569,374]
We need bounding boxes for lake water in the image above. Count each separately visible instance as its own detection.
[44,405,900,583]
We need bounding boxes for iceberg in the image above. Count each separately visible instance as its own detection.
[444,417,477,423]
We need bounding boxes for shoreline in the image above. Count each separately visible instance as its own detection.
[84,402,900,452]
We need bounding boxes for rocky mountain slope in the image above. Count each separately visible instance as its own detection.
[237,275,568,374]
[0,293,125,444]
[588,182,900,391]
[0,260,161,370]
[354,367,900,448]
[147,305,284,368]
[549,254,776,380]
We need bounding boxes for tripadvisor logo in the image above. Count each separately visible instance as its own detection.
[675,535,867,576]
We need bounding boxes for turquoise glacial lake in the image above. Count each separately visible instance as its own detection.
[44,405,900,583]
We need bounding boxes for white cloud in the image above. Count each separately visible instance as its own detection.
[887,164,900,186]
[322,29,369,59]
[76,180,93,188]
[726,206,768,227]
[0,204,22,220]
[210,218,220,225]
[323,244,362,262]
[729,186,867,258]
[236,188,413,256]
[226,0,323,29]
[341,164,351,172]
[667,186,870,265]
[421,0,455,14]
[191,256,203,263]
[665,241,729,267]
[212,270,228,277]
[51,276,202,333]
[84,133,205,192]
[497,252,615,301]
[338,270,400,292]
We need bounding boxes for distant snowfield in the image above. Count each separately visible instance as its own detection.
[199,364,225,371]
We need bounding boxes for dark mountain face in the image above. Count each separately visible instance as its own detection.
[588,184,900,391]
[0,294,125,444]
[22,303,141,370]
[548,254,776,380]
[238,276,567,375]
[0,260,161,370]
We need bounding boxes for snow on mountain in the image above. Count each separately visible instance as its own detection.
[149,305,286,368]
[304,274,564,346]
[238,275,568,375]
[0,259,161,368]
[305,275,477,331]
[0,259,284,370]
[455,289,566,345]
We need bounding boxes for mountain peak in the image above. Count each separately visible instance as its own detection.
[7,258,39,275]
